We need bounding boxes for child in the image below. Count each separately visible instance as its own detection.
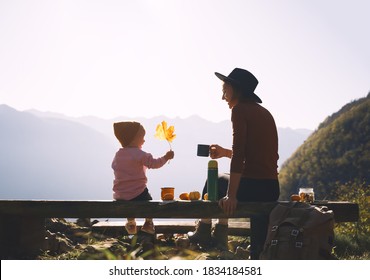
[112,121,174,235]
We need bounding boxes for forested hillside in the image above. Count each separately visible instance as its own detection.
[279,93,370,200]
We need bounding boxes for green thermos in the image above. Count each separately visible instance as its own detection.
[207,160,218,201]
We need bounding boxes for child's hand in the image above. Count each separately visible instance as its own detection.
[164,150,174,160]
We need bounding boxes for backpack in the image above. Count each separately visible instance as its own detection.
[260,202,336,260]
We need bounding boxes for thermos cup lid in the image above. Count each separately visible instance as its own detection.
[208,160,218,168]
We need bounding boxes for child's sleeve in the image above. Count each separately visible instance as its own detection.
[142,152,167,169]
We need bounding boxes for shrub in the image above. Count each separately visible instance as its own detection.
[332,181,370,259]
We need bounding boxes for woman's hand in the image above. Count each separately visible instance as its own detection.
[218,196,238,216]
[209,144,232,159]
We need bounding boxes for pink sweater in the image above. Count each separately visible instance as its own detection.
[112,147,167,200]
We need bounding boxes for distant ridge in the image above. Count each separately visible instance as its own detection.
[0,104,116,200]
[0,104,312,200]
[25,106,312,168]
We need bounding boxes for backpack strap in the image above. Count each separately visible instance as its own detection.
[266,202,310,259]
[263,202,295,258]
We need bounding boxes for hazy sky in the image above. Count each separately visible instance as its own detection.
[0,0,369,129]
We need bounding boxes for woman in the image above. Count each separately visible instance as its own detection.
[189,68,280,253]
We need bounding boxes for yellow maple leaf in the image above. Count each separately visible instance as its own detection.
[155,121,176,148]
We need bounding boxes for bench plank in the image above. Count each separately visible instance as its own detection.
[0,200,359,222]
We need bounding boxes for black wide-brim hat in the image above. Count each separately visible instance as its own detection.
[215,68,262,103]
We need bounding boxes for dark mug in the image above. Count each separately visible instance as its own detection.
[197,144,210,157]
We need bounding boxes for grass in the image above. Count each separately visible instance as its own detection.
[333,232,370,260]
[331,182,370,260]
[37,218,251,260]
[36,218,370,260]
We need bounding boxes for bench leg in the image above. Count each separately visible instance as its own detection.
[0,215,46,259]
[250,215,268,260]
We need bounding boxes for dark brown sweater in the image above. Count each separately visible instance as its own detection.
[230,101,279,179]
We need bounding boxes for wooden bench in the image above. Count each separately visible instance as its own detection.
[0,200,359,259]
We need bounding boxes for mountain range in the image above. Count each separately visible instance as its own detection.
[279,93,370,200]
[0,104,311,200]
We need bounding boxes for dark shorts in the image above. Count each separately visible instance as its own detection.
[116,188,153,202]
[131,188,153,201]
[202,173,280,202]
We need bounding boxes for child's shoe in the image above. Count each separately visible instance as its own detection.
[125,220,137,235]
[141,220,155,235]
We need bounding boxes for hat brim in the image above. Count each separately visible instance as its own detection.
[215,72,262,103]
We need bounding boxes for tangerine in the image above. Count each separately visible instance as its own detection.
[290,194,301,202]
[189,191,201,200]
[179,192,189,200]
